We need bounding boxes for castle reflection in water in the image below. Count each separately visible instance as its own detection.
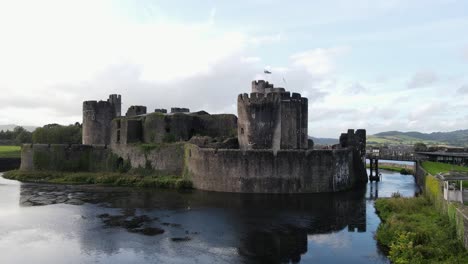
[17,182,368,263]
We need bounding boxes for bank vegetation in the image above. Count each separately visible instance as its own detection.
[375,161,468,263]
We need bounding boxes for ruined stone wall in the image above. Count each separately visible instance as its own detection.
[108,94,121,117]
[82,100,116,145]
[20,144,117,172]
[185,144,365,193]
[237,91,308,151]
[280,93,308,149]
[110,112,237,145]
[126,105,147,117]
[111,143,185,175]
[339,129,367,184]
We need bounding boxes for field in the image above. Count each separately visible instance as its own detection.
[0,146,21,158]
[367,135,445,146]
[421,161,468,175]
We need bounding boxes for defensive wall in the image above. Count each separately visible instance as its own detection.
[19,142,367,193]
[185,145,365,193]
[20,144,118,172]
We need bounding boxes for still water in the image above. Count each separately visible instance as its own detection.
[0,170,418,264]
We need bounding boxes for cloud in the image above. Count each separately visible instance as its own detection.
[407,71,438,88]
[463,46,468,61]
[457,85,468,94]
[290,47,350,76]
[346,82,367,94]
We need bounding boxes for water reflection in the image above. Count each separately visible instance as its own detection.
[0,170,417,264]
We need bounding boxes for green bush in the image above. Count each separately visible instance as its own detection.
[375,196,468,263]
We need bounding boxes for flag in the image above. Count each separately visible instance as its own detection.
[264,69,272,74]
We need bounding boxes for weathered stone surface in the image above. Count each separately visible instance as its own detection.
[238,81,308,151]
[126,105,147,117]
[20,144,117,172]
[111,143,185,175]
[82,94,121,145]
[184,144,366,193]
[110,112,237,145]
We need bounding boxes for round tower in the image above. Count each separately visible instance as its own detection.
[238,81,308,151]
[82,100,115,145]
[108,94,122,117]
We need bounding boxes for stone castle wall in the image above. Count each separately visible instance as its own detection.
[111,143,185,175]
[237,87,308,151]
[185,144,365,193]
[19,142,366,193]
[111,112,237,145]
[82,95,121,145]
[20,144,117,172]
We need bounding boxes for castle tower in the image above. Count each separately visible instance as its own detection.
[82,94,121,145]
[238,81,308,151]
[108,94,122,117]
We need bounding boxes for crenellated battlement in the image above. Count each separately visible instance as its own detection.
[251,80,274,93]
[171,107,190,113]
[238,80,309,151]
[237,91,307,104]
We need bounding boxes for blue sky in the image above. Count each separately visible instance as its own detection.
[0,0,467,137]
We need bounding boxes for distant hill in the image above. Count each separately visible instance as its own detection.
[0,124,37,132]
[368,129,468,147]
[309,136,338,145]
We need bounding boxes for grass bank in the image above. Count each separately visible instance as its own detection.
[366,163,414,175]
[375,196,468,263]
[422,161,468,175]
[0,145,21,158]
[2,170,192,190]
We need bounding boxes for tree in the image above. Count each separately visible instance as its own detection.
[32,123,82,144]
[414,142,427,152]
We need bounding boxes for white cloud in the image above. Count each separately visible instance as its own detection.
[457,85,468,94]
[407,71,438,89]
[290,47,350,76]
[346,82,367,94]
[463,46,468,61]
[0,1,466,137]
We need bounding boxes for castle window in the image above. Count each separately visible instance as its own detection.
[116,130,121,143]
[116,120,121,129]
[241,128,244,135]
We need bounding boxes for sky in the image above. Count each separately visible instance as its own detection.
[0,0,467,137]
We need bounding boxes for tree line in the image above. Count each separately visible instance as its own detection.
[0,123,82,145]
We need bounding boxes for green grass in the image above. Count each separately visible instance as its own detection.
[421,161,468,175]
[2,170,193,190]
[367,135,444,146]
[365,163,414,174]
[375,196,468,263]
[0,145,21,158]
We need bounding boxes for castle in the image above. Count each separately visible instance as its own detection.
[21,80,367,193]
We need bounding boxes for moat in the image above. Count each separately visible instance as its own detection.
[0,169,418,264]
